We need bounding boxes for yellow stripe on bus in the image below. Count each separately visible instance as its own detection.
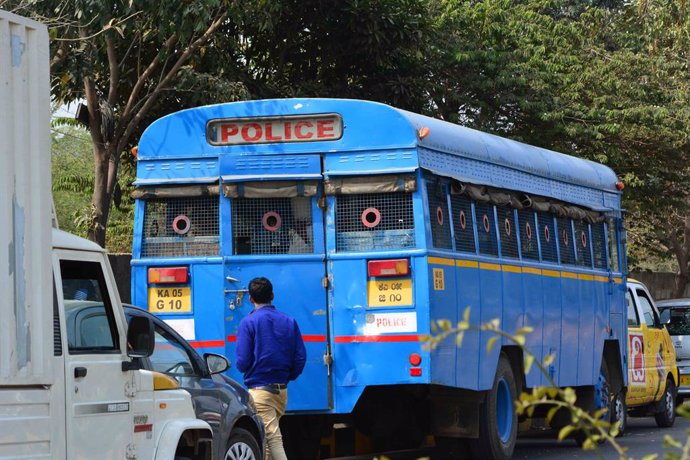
[479,262,502,271]
[456,260,479,268]
[542,269,561,278]
[433,258,621,284]
[428,257,455,266]
[502,265,522,274]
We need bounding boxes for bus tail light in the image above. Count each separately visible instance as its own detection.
[367,259,410,277]
[148,267,189,284]
[409,353,422,366]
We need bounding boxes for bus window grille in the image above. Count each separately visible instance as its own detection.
[335,193,415,252]
[497,206,519,259]
[538,213,558,263]
[574,220,593,268]
[476,203,498,257]
[607,219,620,272]
[592,222,607,269]
[557,217,576,266]
[519,210,539,261]
[451,194,476,253]
[232,197,313,255]
[142,197,219,257]
[427,183,452,249]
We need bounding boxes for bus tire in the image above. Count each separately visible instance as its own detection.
[655,378,677,428]
[470,353,517,460]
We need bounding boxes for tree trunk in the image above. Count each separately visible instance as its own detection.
[88,140,109,247]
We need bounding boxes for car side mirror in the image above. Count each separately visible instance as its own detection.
[204,353,230,374]
[127,316,154,358]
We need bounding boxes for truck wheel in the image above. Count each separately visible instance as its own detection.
[224,428,260,460]
[655,378,677,428]
[470,353,517,460]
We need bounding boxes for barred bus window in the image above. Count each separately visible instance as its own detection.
[427,182,452,249]
[592,222,607,269]
[497,206,519,259]
[538,213,558,263]
[335,193,415,252]
[608,219,620,272]
[574,220,593,268]
[557,217,576,265]
[451,194,476,253]
[232,197,313,255]
[519,210,539,261]
[476,203,498,257]
[142,197,219,257]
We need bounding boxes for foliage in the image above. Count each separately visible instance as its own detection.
[51,123,133,252]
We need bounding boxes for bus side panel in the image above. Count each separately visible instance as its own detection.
[456,264,481,390]
[542,274,562,384]
[522,270,545,388]
[591,280,609,382]
[132,265,148,309]
[428,258,457,387]
[576,278,596,385]
[478,264,502,390]
[501,268,524,342]
[559,276,580,386]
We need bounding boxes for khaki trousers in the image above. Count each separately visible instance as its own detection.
[249,388,289,460]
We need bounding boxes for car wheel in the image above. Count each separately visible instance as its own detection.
[224,427,261,460]
[655,378,677,428]
[611,390,627,436]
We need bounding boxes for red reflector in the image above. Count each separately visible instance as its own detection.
[409,353,422,366]
[367,259,410,277]
[410,367,422,377]
[148,267,189,284]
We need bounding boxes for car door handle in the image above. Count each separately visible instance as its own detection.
[74,367,87,378]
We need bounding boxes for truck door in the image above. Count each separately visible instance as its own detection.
[223,180,330,411]
[56,251,133,458]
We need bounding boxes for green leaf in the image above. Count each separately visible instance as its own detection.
[486,336,499,352]
[558,424,575,440]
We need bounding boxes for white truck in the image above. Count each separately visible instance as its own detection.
[0,10,212,459]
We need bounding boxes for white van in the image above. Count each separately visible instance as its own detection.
[0,10,212,458]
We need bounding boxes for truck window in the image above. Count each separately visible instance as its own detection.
[627,291,640,327]
[635,288,659,328]
[61,260,119,353]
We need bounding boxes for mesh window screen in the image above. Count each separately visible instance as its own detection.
[497,206,519,259]
[608,219,620,272]
[232,197,313,255]
[574,220,593,268]
[451,194,476,253]
[427,182,452,249]
[335,193,415,252]
[538,213,558,263]
[557,218,576,265]
[476,203,498,257]
[592,222,607,269]
[518,210,539,261]
[142,197,219,257]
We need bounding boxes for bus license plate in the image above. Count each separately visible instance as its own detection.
[368,279,412,307]
[681,375,690,387]
[148,287,191,313]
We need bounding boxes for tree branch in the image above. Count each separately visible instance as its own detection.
[106,32,119,107]
[115,11,228,155]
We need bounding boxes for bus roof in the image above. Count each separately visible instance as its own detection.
[137,98,620,200]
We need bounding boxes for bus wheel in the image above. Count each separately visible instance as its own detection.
[470,353,517,460]
[655,378,677,428]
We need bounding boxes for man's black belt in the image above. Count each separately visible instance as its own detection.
[251,384,287,395]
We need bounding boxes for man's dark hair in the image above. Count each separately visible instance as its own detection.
[248,277,273,304]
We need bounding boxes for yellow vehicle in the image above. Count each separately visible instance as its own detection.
[619,279,679,433]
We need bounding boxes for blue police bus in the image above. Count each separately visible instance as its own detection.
[131,99,627,459]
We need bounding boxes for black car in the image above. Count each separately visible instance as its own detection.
[63,300,264,460]
[123,306,265,460]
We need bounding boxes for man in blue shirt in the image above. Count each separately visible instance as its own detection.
[236,277,306,460]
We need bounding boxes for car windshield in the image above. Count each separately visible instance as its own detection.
[660,307,690,336]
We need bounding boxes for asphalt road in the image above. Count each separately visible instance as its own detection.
[514,415,690,459]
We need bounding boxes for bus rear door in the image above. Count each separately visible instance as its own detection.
[222,176,330,411]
